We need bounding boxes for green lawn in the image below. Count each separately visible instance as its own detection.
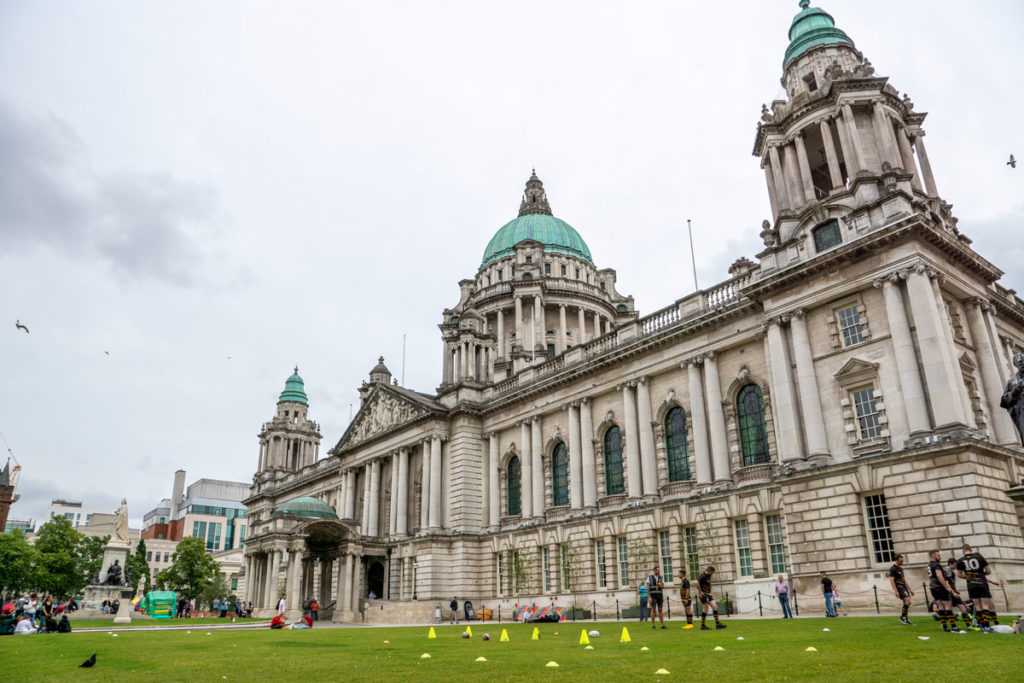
[69,616,268,629]
[2,617,1022,681]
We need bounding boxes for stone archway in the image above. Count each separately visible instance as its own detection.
[367,560,385,600]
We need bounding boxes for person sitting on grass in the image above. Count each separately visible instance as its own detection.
[294,612,314,629]
[270,613,287,629]
[14,615,35,634]
[57,615,72,633]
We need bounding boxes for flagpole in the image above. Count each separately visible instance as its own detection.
[687,219,699,291]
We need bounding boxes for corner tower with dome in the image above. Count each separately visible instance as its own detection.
[241,2,1024,623]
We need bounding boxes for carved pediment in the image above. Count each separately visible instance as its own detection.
[338,386,433,449]
[833,358,879,386]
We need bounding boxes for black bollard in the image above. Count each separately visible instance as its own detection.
[616,599,620,621]
[758,590,763,617]
[874,585,880,614]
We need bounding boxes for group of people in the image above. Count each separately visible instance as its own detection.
[2,594,73,635]
[890,544,1002,632]
[636,564,728,631]
[268,593,317,629]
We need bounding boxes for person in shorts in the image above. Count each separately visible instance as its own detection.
[697,566,726,630]
[927,549,963,632]
[645,566,666,629]
[957,544,1001,631]
[889,553,914,625]
[677,568,694,627]
[945,557,976,631]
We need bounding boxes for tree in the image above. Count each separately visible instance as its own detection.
[198,574,230,611]
[33,517,87,599]
[161,537,219,600]
[127,539,151,596]
[80,535,110,585]
[0,529,37,599]
[627,535,657,591]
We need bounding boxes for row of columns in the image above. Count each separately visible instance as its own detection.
[244,548,375,615]
[761,101,939,220]
[684,355,732,483]
[257,436,320,473]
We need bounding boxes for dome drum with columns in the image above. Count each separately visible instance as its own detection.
[241,3,1024,624]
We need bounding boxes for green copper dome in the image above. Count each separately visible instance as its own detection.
[278,367,308,405]
[481,171,593,267]
[783,0,854,68]
[271,496,338,520]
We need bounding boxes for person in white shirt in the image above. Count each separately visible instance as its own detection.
[14,616,35,634]
[278,595,287,615]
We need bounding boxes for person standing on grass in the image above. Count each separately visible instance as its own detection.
[928,549,963,633]
[946,558,976,630]
[677,569,694,628]
[890,553,914,625]
[450,596,458,624]
[832,588,847,616]
[697,566,726,630]
[646,566,666,630]
[956,544,1001,631]
[26,594,37,626]
[819,571,835,617]
[637,580,649,622]
[37,595,53,633]
[774,574,793,619]
[278,594,286,615]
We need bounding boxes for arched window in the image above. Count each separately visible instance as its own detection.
[507,456,521,516]
[552,442,569,506]
[603,426,625,495]
[737,384,769,466]
[664,406,690,481]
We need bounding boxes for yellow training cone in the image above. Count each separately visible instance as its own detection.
[714,646,725,651]
[640,646,649,651]
[546,661,559,668]
[427,627,437,639]
[466,626,473,637]
[805,647,818,652]
[620,627,631,643]
[655,670,671,676]
[500,629,509,642]
[475,657,487,662]
[532,627,540,641]
[579,630,590,645]
[421,653,431,659]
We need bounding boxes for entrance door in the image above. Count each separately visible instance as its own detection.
[367,561,385,600]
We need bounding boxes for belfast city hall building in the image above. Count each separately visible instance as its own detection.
[242,3,1024,620]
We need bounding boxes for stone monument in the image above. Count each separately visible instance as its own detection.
[83,498,134,624]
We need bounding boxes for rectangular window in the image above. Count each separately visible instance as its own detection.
[683,526,700,580]
[851,386,881,439]
[575,268,580,279]
[560,545,570,590]
[864,493,895,564]
[659,531,673,580]
[231,579,238,591]
[146,551,152,561]
[544,263,551,275]
[765,514,787,574]
[194,521,206,541]
[617,537,630,587]
[497,553,505,594]
[560,264,566,276]
[812,219,841,252]
[163,552,169,562]
[734,519,753,577]
[543,547,552,592]
[596,540,607,588]
[525,255,532,263]
[836,304,865,347]
[498,270,503,281]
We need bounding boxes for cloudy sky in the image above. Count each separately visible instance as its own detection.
[1,1,1021,528]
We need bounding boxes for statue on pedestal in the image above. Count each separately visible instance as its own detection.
[1000,353,1024,447]
[113,498,129,544]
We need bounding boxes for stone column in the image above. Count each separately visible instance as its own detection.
[765,319,803,462]
[875,274,930,435]
[896,126,924,192]
[580,398,597,507]
[782,143,804,209]
[931,276,973,424]
[288,550,303,611]
[793,132,817,203]
[266,549,280,610]
[371,459,383,536]
[622,382,642,498]
[967,300,1016,444]
[703,353,732,481]
[519,421,533,518]
[788,310,829,458]
[905,266,967,428]
[341,553,354,611]
[361,464,371,531]
[531,417,544,518]
[344,471,355,519]
[578,307,588,343]
[833,112,858,178]
[762,159,780,217]
[419,441,430,530]
[388,453,399,536]
[514,296,523,350]
[488,433,500,528]
[567,402,583,508]
[428,436,442,530]
[819,119,843,189]
[841,102,868,173]
[872,101,899,167]
[559,305,568,353]
[397,448,409,535]
[636,377,659,496]
[912,132,938,197]
[768,144,792,210]
[334,554,347,610]
[534,297,544,353]
[593,312,601,340]
[496,309,505,359]
[686,360,712,485]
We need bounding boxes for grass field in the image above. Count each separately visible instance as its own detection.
[2,617,1022,681]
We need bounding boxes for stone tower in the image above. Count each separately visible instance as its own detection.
[256,368,322,473]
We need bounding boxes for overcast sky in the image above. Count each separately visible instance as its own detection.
[1,1,1021,528]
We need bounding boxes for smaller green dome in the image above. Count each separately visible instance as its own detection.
[783,1,854,68]
[278,367,308,405]
[272,496,338,520]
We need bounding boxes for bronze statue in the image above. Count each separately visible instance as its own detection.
[1000,353,1024,446]
[105,559,123,586]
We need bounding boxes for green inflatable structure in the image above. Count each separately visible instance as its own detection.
[142,591,176,619]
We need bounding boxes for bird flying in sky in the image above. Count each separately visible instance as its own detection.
[15,320,29,334]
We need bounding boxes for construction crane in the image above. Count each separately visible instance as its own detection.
[1,431,22,496]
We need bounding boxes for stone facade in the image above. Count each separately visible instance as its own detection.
[242,3,1024,622]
